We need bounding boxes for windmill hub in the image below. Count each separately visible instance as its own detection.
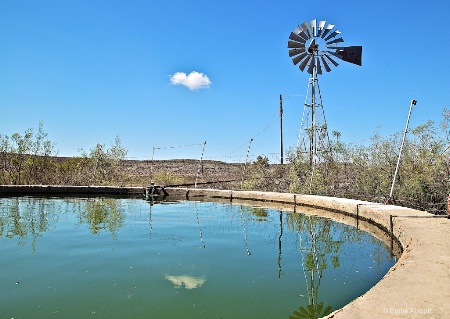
[307,40,319,54]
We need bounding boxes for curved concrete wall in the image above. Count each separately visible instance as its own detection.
[1,185,448,318]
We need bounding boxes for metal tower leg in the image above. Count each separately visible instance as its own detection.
[297,65,330,193]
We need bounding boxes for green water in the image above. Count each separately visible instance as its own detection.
[0,197,396,319]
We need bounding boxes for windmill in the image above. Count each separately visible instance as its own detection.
[288,19,362,192]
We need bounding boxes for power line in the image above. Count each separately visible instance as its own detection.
[221,110,278,159]
[152,143,204,150]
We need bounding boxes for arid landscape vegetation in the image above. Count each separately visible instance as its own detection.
[1,110,449,215]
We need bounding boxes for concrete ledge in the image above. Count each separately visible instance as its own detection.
[0,185,145,195]
[1,185,448,318]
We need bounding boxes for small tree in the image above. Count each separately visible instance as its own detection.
[80,136,128,185]
[25,121,57,184]
[0,122,57,185]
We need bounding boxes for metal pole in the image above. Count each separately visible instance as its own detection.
[280,94,284,165]
[448,156,450,218]
[150,146,155,183]
[310,71,315,167]
[240,138,253,189]
[387,99,417,204]
[308,66,318,194]
[194,141,207,188]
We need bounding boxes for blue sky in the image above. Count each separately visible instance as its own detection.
[1,0,449,162]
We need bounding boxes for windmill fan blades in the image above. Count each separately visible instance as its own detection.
[317,20,326,37]
[321,56,331,72]
[310,19,317,37]
[320,24,334,39]
[299,55,312,71]
[301,21,311,38]
[324,53,339,67]
[326,37,344,45]
[334,46,363,66]
[324,30,340,41]
[287,19,362,72]
[288,41,305,49]
[289,32,306,44]
[297,30,309,41]
[289,48,306,57]
[292,52,308,65]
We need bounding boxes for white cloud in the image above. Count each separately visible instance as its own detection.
[169,71,212,91]
[165,275,206,289]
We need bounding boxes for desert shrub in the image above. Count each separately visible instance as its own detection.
[242,155,269,190]
[285,111,449,214]
[242,155,291,192]
[56,157,92,185]
[0,122,57,185]
[0,123,128,186]
[78,136,128,186]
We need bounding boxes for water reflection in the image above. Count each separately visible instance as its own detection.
[79,198,125,239]
[164,274,206,290]
[286,212,373,319]
[249,206,269,221]
[289,302,333,319]
[0,197,126,250]
[0,197,60,252]
[278,211,283,278]
[1,197,396,319]
[239,206,252,256]
[288,214,345,318]
[194,203,206,249]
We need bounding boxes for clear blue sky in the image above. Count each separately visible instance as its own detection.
[1,0,449,162]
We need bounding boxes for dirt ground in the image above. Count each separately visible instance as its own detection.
[120,159,244,188]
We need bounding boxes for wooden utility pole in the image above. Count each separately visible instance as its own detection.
[280,94,283,165]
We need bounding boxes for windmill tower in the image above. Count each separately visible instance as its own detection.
[287,19,362,192]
